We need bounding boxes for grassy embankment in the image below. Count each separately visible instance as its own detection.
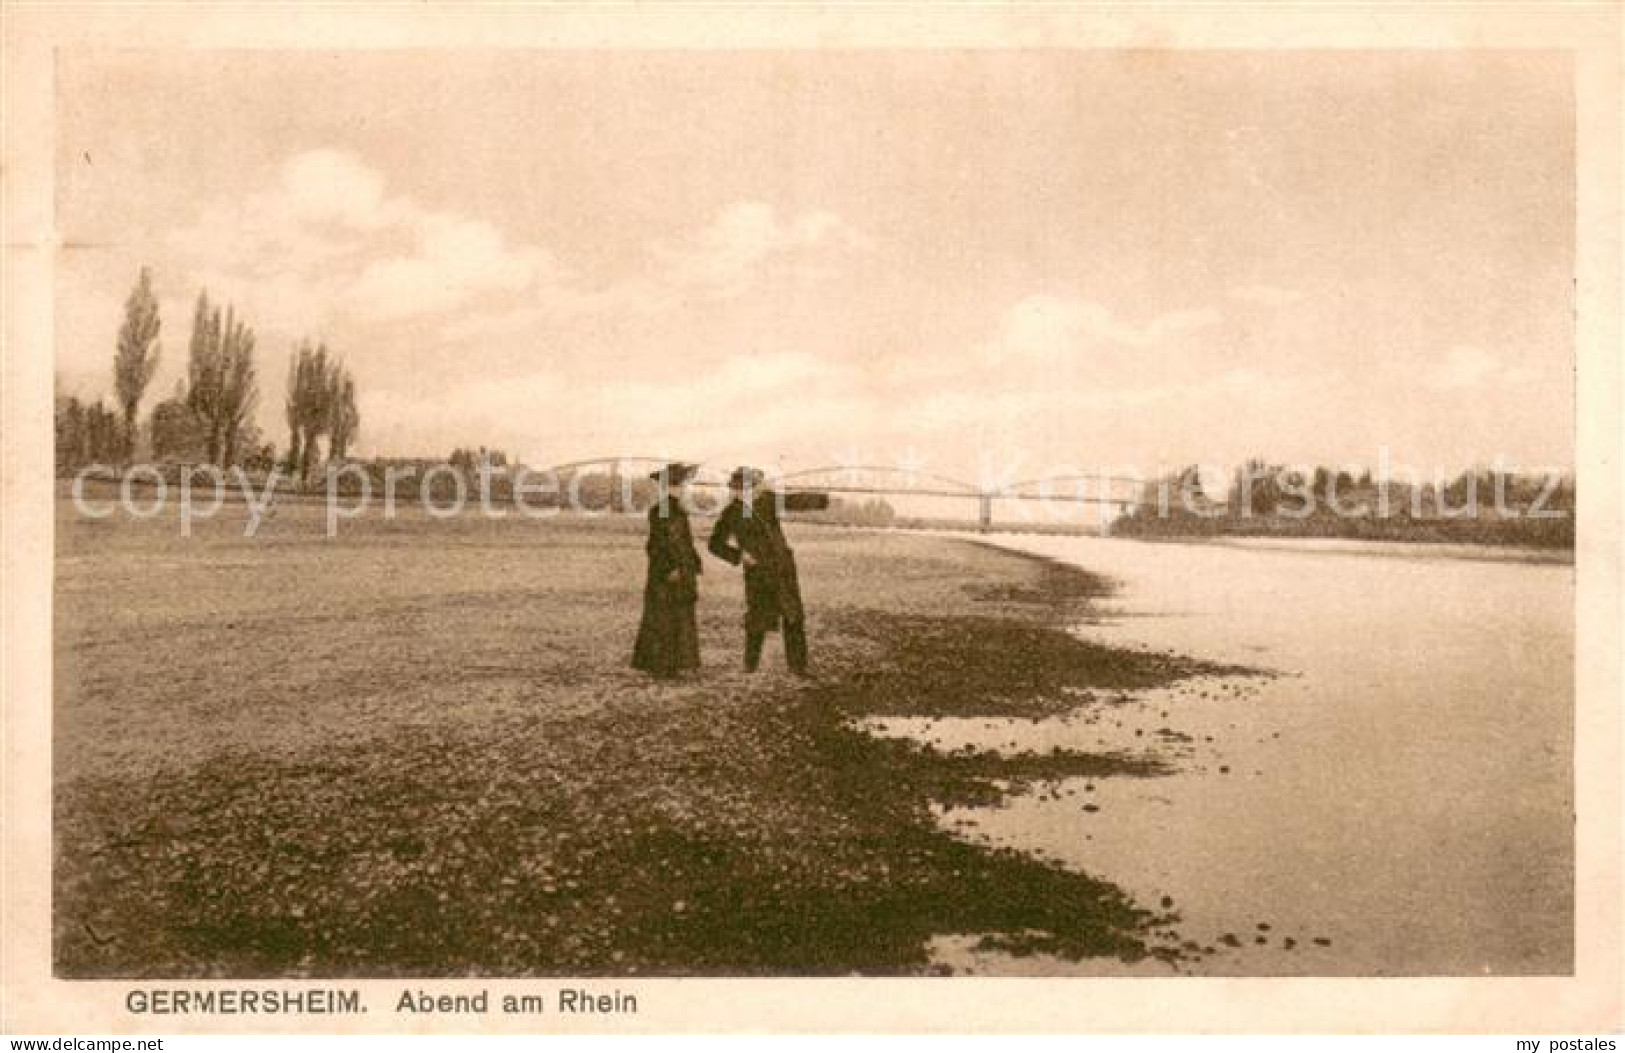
[55,501,1227,976]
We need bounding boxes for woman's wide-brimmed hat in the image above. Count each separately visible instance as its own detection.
[648,462,699,485]
[727,466,766,489]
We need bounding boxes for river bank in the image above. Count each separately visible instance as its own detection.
[910,532,1574,976]
[56,503,1228,976]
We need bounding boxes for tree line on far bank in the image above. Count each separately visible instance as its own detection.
[55,268,360,483]
[1116,460,1576,548]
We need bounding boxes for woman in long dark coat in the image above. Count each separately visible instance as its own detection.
[631,463,703,679]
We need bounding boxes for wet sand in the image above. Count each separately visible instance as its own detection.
[875,533,1574,976]
[56,498,1569,975]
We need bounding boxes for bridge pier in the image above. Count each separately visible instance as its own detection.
[977,494,993,533]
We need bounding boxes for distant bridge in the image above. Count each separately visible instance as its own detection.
[536,457,1141,532]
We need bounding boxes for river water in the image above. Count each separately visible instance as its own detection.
[871,534,1574,976]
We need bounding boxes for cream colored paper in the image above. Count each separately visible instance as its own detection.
[3,3,1620,1035]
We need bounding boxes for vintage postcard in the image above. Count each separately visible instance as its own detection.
[3,2,1621,1037]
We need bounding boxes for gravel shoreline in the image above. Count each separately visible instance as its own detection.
[56,509,1229,976]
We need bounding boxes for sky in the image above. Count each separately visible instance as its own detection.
[53,49,1575,483]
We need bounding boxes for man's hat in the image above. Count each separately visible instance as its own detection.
[648,462,699,485]
[727,466,766,489]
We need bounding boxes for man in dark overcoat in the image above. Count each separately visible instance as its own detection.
[631,462,703,679]
[706,466,809,675]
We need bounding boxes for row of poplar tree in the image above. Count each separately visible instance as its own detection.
[55,268,361,481]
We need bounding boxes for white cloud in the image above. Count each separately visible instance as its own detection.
[166,156,1354,474]
[346,213,559,323]
[573,201,875,315]
[651,201,872,301]
[698,349,833,402]
[169,151,392,290]
[433,201,873,336]
[592,350,852,438]
[170,149,563,330]
[277,149,400,231]
[988,294,1222,361]
[171,155,872,350]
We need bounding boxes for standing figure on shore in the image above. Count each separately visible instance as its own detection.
[707,467,809,676]
[631,462,703,680]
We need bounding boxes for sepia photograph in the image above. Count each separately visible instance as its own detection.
[4,2,1623,1039]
